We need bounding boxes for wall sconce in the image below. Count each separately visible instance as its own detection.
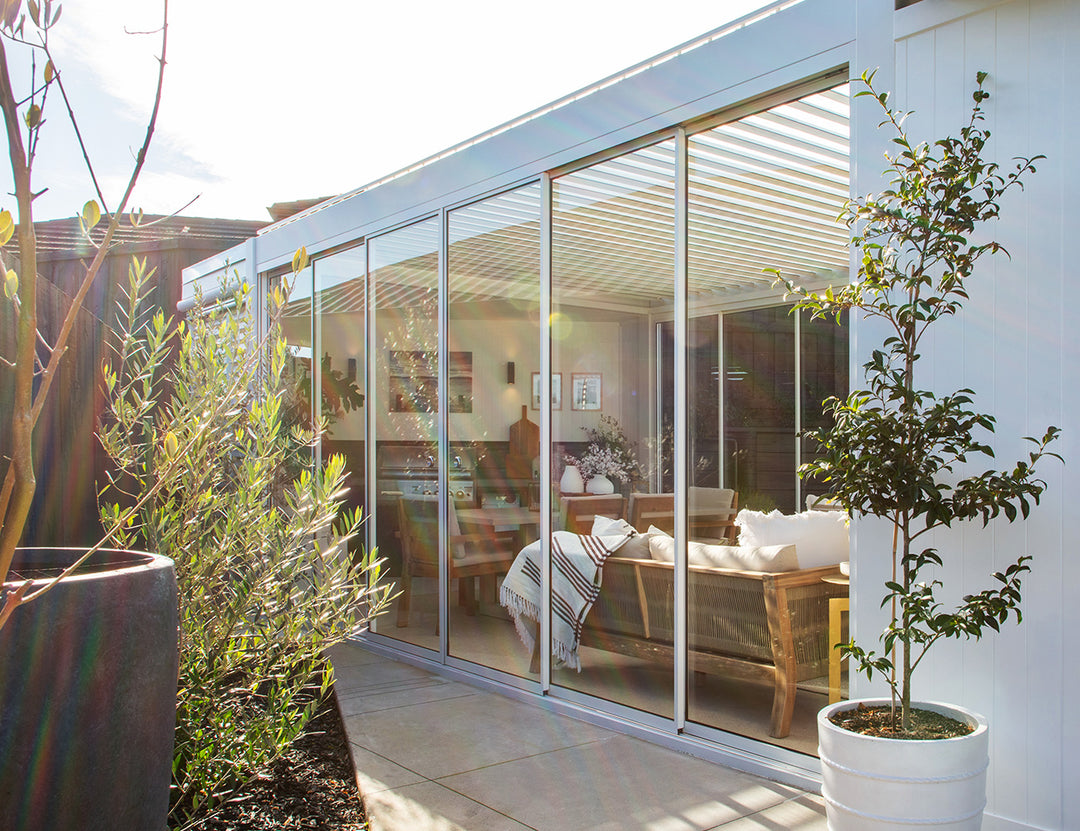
[506,361,516,385]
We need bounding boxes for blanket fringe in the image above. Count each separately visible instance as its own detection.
[500,585,582,671]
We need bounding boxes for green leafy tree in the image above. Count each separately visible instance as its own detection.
[776,70,1062,732]
[98,255,394,827]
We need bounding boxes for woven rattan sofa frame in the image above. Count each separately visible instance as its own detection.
[578,556,847,738]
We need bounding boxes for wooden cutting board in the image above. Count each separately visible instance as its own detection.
[508,404,539,460]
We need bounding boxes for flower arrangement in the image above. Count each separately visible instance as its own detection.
[565,416,640,483]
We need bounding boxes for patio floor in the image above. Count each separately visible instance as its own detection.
[328,640,829,831]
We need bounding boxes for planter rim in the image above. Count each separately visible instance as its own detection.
[819,697,988,745]
[6,547,173,586]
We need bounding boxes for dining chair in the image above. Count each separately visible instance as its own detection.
[395,498,518,628]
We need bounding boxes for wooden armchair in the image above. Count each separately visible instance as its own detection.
[395,499,517,628]
[627,489,738,540]
[559,494,626,535]
[688,486,738,541]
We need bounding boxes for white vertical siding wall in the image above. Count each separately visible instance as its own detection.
[852,2,1077,828]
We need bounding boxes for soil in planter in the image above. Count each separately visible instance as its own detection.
[830,702,974,739]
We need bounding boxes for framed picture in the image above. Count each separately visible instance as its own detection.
[531,372,562,410]
[571,373,602,411]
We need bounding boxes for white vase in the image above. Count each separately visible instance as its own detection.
[586,474,614,494]
[560,465,585,494]
[818,699,989,830]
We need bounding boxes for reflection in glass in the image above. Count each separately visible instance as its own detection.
[800,309,848,505]
[370,218,440,648]
[313,246,368,564]
[723,306,796,514]
[278,263,315,470]
[551,140,675,717]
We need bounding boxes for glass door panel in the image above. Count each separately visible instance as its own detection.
[369,218,440,648]
[278,263,315,469]
[313,246,368,565]
[551,139,676,716]
[684,84,850,752]
[447,183,541,675]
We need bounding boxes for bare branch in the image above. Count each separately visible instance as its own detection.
[45,63,108,211]
[136,194,202,227]
[34,325,52,353]
[0,32,39,582]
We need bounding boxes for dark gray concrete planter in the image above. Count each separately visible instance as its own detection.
[0,548,178,831]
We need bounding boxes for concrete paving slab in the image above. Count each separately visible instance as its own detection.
[364,780,534,831]
[338,678,479,718]
[332,641,825,831]
[327,642,383,668]
[711,793,826,829]
[437,733,800,831]
[345,688,612,780]
[329,647,488,718]
[347,743,428,794]
[332,651,436,690]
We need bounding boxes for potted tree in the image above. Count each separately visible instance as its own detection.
[778,70,1061,829]
[0,4,179,829]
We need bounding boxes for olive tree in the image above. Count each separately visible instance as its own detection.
[98,255,394,826]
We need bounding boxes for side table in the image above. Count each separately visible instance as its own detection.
[822,573,850,703]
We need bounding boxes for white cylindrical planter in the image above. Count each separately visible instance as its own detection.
[818,699,989,830]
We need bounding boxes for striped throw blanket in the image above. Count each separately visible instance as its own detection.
[500,530,633,670]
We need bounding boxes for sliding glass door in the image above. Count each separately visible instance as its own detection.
[368,218,441,648]
[684,85,850,751]
[550,139,676,717]
[446,183,542,675]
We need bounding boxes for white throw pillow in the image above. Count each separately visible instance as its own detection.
[735,509,849,569]
[591,515,650,559]
[591,515,635,537]
[646,527,675,563]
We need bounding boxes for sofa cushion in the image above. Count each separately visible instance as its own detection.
[735,509,849,569]
[695,542,799,572]
[647,531,799,572]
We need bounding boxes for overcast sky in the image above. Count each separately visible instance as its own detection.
[6,0,779,222]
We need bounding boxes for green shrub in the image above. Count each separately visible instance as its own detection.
[97,256,393,827]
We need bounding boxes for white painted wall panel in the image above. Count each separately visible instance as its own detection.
[881,1,1077,827]
[1059,7,1080,830]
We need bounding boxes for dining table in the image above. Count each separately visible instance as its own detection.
[455,505,542,545]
